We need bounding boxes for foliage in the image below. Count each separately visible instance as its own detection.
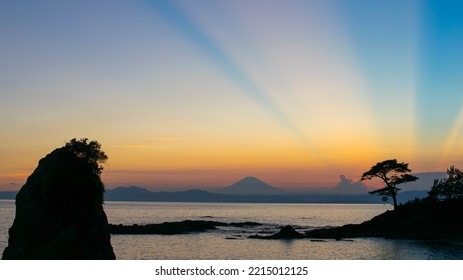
[64,138,108,175]
[361,159,418,210]
[428,166,463,201]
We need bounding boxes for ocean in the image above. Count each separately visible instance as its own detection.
[1,200,463,259]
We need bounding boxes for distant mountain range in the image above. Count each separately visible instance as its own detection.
[101,186,427,204]
[0,191,17,200]
[0,176,433,204]
[0,187,430,204]
[101,176,429,204]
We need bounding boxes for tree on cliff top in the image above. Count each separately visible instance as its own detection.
[361,159,418,210]
[61,138,108,206]
[64,138,108,175]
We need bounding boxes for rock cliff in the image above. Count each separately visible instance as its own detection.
[2,141,115,259]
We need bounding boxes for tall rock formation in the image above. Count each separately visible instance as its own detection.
[2,139,115,259]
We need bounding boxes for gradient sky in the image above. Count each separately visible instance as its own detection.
[1,0,462,191]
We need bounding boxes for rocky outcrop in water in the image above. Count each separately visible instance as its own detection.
[110,220,219,235]
[2,139,115,259]
[109,220,262,235]
[249,225,306,239]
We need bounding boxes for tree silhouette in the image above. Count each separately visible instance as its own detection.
[61,138,108,206]
[64,138,108,175]
[428,166,463,201]
[361,159,418,210]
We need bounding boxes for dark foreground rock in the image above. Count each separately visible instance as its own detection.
[306,199,463,240]
[110,220,220,234]
[109,220,262,235]
[249,225,305,239]
[2,141,115,259]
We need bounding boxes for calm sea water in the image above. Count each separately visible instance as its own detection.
[1,200,463,259]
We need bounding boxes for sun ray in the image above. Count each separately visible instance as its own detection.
[439,106,463,168]
[149,0,344,172]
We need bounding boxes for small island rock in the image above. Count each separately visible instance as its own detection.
[2,139,116,259]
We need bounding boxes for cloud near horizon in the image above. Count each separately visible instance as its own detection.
[331,175,368,195]
[335,172,449,194]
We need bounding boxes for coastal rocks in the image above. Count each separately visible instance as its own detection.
[249,225,306,239]
[2,141,115,259]
[110,220,220,235]
[109,220,263,235]
[306,199,463,240]
[109,221,304,240]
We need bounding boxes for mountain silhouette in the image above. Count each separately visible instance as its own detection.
[106,186,153,201]
[105,187,233,202]
[102,186,425,203]
[218,176,285,195]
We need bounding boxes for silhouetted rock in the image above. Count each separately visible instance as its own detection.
[249,225,305,239]
[306,199,463,240]
[110,220,220,235]
[2,140,115,259]
[109,220,262,235]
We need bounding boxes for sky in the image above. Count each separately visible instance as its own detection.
[1,0,462,191]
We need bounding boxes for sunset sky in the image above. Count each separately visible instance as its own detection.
[1,0,462,191]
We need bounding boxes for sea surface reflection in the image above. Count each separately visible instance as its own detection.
[2,200,463,259]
